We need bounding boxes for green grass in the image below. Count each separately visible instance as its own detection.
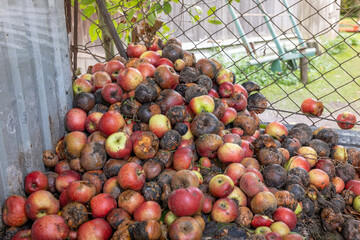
[212,33,360,128]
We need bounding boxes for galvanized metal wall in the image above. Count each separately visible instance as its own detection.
[0,0,72,225]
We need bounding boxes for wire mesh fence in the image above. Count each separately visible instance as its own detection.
[67,0,360,130]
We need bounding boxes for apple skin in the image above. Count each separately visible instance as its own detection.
[219,82,235,98]
[239,172,264,197]
[2,195,28,227]
[255,226,272,235]
[172,147,196,171]
[90,193,117,218]
[209,174,235,198]
[73,78,93,95]
[227,186,247,207]
[101,83,123,104]
[77,218,113,240]
[91,71,112,92]
[270,221,290,237]
[98,111,125,137]
[133,201,162,221]
[241,140,254,158]
[301,98,324,117]
[272,207,297,230]
[234,84,248,99]
[216,68,234,85]
[154,65,179,89]
[63,131,87,160]
[221,107,237,125]
[169,216,203,240]
[105,132,132,159]
[345,180,360,196]
[66,181,96,203]
[24,171,48,194]
[25,190,60,221]
[31,215,69,240]
[168,187,204,217]
[211,198,239,223]
[137,62,156,79]
[217,143,244,163]
[174,59,186,71]
[251,215,274,228]
[104,60,125,81]
[149,114,172,138]
[118,190,145,215]
[265,122,288,141]
[85,112,103,134]
[117,67,143,92]
[189,95,215,114]
[308,169,329,190]
[208,89,219,98]
[65,108,87,132]
[337,112,357,129]
[331,177,345,193]
[118,162,145,191]
[127,43,147,58]
[265,232,282,240]
[202,197,213,214]
[297,146,317,167]
[353,196,360,212]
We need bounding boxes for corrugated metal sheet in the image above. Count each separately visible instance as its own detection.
[0,0,72,225]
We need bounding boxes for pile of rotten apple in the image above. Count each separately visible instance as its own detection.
[2,36,360,240]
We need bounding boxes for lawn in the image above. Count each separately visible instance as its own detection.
[214,33,360,129]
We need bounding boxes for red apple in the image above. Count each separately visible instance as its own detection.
[209,174,234,198]
[104,60,125,81]
[172,147,195,171]
[91,62,105,74]
[272,207,297,230]
[73,78,93,95]
[202,197,213,214]
[66,181,96,203]
[168,187,204,217]
[2,195,28,227]
[208,89,219,98]
[232,93,248,111]
[309,169,329,190]
[217,143,244,163]
[265,232,282,240]
[224,163,246,186]
[25,190,60,220]
[65,108,87,132]
[133,201,162,221]
[91,71,112,92]
[239,172,264,197]
[118,162,145,191]
[117,67,143,92]
[270,221,290,237]
[301,98,324,117]
[103,177,122,199]
[77,218,113,240]
[216,68,234,85]
[90,193,117,218]
[154,65,179,89]
[59,189,70,208]
[234,84,248,98]
[105,132,132,159]
[31,215,69,240]
[118,190,145,215]
[12,229,31,240]
[285,156,311,172]
[24,171,48,194]
[251,214,274,228]
[246,167,264,182]
[127,43,147,58]
[221,107,237,125]
[140,51,161,66]
[337,112,357,129]
[331,177,345,193]
[80,73,92,81]
[211,198,239,223]
[265,122,288,141]
[219,82,235,98]
[169,217,203,240]
[156,58,174,68]
[345,180,360,196]
[101,83,123,104]
[149,114,171,138]
[227,186,247,207]
[85,112,103,134]
[137,62,156,79]
[55,170,81,193]
[199,157,212,168]
[147,36,163,51]
[98,111,125,137]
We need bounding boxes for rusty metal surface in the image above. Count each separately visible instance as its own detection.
[0,0,72,227]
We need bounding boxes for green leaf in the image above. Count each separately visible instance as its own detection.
[194,6,202,14]
[81,0,95,5]
[161,24,170,33]
[81,5,95,20]
[124,1,138,8]
[154,2,163,13]
[117,23,125,33]
[163,2,172,14]
[172,0,179,3]
[126,9,136,23]
[191,15,200,24]
[147,13,156,26]
[208,19,222,25]
[207,6,216,16]
[89,23,98,42]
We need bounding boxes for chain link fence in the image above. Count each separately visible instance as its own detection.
[66,0,360,130]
